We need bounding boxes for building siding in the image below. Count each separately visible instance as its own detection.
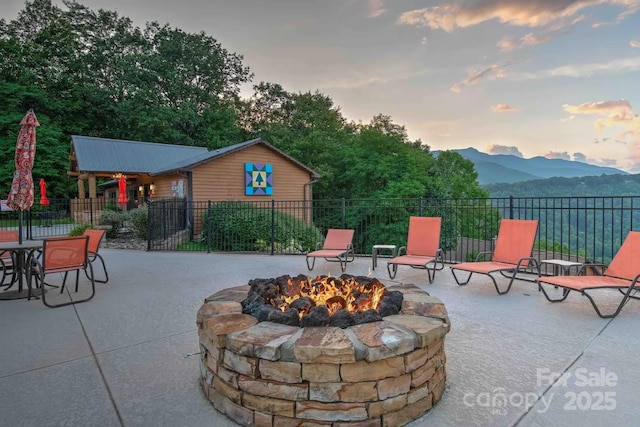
[191,144,312,202]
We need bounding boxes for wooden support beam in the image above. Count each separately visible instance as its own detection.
[88,174,97,199]
[78,177,85,199]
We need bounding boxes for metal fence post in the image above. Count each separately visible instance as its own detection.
[207,200,212,253]
[89,198,94,226]
[271,200,275,255]
[509,195,514,219]
[419,197,424,216]
[341,198,346,228]
[146,201,152,251]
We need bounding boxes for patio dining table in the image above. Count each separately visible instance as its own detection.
[0,239,43,300]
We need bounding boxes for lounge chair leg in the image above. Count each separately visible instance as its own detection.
[583,291,632,319]
[451,269,473,286]
[537,283,571,302]
[426,267,434,284]
[492,275,514,295]
[306,256,316,271]
[387,263,398,279]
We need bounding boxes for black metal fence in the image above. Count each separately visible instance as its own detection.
[146,196,640,264]
[2,196,639,265]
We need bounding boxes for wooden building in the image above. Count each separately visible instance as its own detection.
[68,136,320,222]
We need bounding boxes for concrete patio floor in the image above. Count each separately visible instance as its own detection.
[1,249,638,427]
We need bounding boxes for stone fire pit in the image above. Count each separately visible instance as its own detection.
[197,280,450,426]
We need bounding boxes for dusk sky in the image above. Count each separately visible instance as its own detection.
[3,0,640,171]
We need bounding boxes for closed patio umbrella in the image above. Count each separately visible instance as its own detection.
[7,109,39,243]
[117,175,128,206]
[39,178,50,206]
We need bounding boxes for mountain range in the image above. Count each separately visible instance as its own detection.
[433,147,628,185]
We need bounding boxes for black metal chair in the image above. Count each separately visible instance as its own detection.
[83,229,109,283]
[0,230,19,288]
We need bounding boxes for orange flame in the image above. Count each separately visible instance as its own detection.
[272,275,386,318]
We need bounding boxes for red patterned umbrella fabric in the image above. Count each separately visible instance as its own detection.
[7,110,39,211]
[117,175,128,206]
[39,178,50,206]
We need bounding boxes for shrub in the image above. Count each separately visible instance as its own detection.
[100,210,125,238]
[68,223,92,236]
[128,206,148,239]
[102,203,121,212]
[202,201,322,253]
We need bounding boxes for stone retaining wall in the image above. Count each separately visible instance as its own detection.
[197,283,450,426]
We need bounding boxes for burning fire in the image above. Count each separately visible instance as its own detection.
[271,275,386,318]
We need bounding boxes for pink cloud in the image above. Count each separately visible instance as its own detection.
[498,31,565,51]
[492,103,517,112]
[563,100,639,133]
[486,144,523,157]
[451,63,511,93]
[545,151,571,160]
[367,0,386,18]
[573,152,587,162]
[563,99,640,170]
[398,0,640,32]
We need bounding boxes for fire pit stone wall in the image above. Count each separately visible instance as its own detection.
[197,282,450,426]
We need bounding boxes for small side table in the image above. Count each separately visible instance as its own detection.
[541,259,583,276]
[372,245,397,270]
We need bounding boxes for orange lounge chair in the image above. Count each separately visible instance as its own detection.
[387,216,443,283]
[537,231,640,318]
[306,229,355,272]
[450,219,539,294]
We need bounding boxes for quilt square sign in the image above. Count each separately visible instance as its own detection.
[245,163,273,195]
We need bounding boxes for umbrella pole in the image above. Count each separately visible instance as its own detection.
[18,211,23,244]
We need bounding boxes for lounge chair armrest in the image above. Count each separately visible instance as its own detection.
[314,242,323,250]
[579,263,606,276]
[397,246,407,257]
[516,257,540,274]
[475,251,493,262]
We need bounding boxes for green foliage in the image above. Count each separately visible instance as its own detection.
[102,203,121,212]
[0,0,490,215]
[128,206,148,239]
[176,241,208,251]
[0,0,252,199]
[485,174,640,198]
[99,210,125,238]
[68,223,91,236]
[428,151,489,198]
[202,201,322,253]
[466,251,479,262]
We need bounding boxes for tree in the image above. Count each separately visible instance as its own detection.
[427,150,488,198]
[335,115,434,200]
[239,84,352,199]
[0,0,253,197]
